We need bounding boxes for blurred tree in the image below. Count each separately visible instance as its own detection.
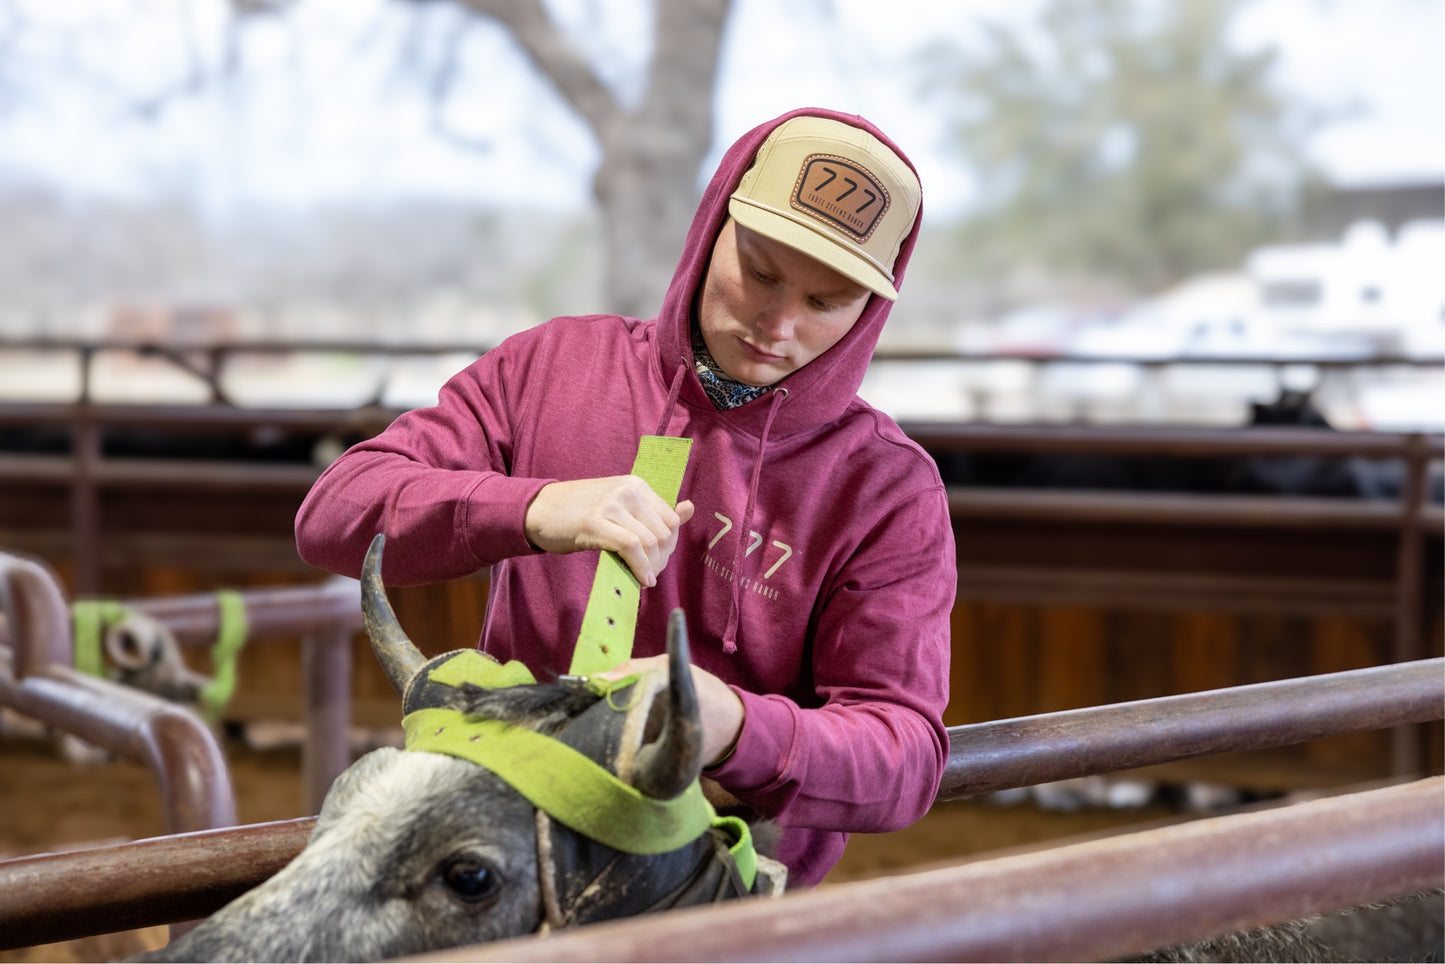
[405,0,733,318]
[932,0,1320,294]
[0,0,733,322]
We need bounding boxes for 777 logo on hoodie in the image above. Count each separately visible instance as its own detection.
[708,512,793,578]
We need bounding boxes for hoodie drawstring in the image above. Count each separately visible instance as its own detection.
[721,386,788,654]
[654,357,689,437]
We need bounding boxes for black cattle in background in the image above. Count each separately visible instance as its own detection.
[934,389,1443,503]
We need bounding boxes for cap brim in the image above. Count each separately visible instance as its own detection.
[729,198,898,301]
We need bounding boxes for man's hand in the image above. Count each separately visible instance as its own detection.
[597,656,744,768]
[524,476,695,587]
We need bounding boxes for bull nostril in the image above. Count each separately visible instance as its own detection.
[613,587,622,597]
[434,727,445,736]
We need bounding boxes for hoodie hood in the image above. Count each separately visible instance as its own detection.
[654,108,924,438]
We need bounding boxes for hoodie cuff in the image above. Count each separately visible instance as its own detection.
[704,688,797,793]
[462,474,554,561]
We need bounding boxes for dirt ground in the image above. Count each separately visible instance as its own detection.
[0,726,1178,963]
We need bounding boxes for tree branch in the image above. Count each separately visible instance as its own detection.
[448,0,618,138]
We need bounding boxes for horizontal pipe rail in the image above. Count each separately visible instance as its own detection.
[123,577,362,645]
[2,333,1439,366]
[940,657,1444,800]
[120,577,362,813]
[1,398,1437,459]
[0,400,397,434]
[0,560,361,820]
[948,488,1409,529]
[0,654,236,836]
[901,420,1443,459]
[950,565,1399,617]
[441,777,1445,963]
[2,659,1439,948]
[0,548,236,839]
[11,333,1445,359]
[0,819,314,951]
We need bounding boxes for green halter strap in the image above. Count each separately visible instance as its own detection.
[403,650,758,888]
[569,435,692,676]
[403,435,759,887]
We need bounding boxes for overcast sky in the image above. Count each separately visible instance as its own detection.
[0,0,1440,218]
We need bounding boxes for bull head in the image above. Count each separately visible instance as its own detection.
[132,535,772,963]
[361,534,703,799]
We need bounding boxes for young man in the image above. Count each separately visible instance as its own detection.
[295,108,955,887]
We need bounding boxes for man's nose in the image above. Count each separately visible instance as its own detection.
[755,301,800,341]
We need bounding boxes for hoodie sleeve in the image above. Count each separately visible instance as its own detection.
[707,483,955,834]
[294,332,554,585]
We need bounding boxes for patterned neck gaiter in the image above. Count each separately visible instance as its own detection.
[691,319,770,411]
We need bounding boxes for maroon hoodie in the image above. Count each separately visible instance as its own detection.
[295,107,955,886]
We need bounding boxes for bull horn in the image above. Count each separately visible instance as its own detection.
[632,608,705,800]
[361,533,426,698]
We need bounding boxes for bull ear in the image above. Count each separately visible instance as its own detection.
[361,533,427,698]
[631,608,705,800]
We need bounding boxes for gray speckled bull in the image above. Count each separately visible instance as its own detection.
[135,534,779,963]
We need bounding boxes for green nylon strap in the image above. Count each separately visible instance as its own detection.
[71,600,128,677]
[429,649,539,689]
[713,814,757,889]
[404,707,718,856]
[197,590,247,723]
[409,651,758,889]
[570,435,693,677]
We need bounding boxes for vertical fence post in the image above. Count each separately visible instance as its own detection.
[302,626,354,813]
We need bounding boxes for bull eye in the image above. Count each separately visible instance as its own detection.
[440,858,500,904]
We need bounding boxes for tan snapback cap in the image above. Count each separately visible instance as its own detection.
[729,116,920,301]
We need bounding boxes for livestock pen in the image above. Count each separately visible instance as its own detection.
[0,338,1441,958]
[2,652,1440,957]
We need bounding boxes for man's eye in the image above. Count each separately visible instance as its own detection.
[749,267,778,285]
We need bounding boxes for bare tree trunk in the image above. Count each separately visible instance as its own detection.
[452,0,733,318]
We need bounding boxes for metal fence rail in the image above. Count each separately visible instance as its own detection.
[939,657,1444,799]
[0,819,314,952]
[0,545,363,815]
[445,777,1445,963]
[0,551,234,837]
[123,578,362,813]
[2,657,1439,950]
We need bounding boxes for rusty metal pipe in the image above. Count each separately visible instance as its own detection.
[122,577,362,813]
[441,778,1445,963]
[0,652,236,835]
[0,550,70,678]
[940,657,1444,800]
[0,548,235,838]
[3,657,1440,950]
[302,626,354,813]
[124,577,361,645]
[0,819,313,951]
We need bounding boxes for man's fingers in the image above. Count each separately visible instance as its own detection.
[524,477,693,587]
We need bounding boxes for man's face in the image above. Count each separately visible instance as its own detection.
[697,219,872,388]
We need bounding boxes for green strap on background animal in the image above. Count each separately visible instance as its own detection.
[70,599,127,678]
[70,590,247,724]
[569,435,693,677]
[197,589,247,723]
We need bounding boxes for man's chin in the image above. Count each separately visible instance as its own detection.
[731,366,783,389]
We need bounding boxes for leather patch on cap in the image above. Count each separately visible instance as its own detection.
[792,154,890,241]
